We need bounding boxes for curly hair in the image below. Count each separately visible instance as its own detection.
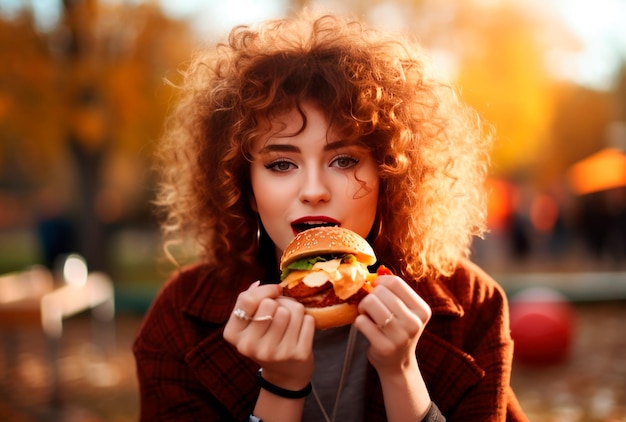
[154,10,493,282]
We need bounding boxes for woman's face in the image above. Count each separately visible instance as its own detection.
[250,101,380,256]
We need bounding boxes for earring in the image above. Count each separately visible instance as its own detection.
[256,217,262,252]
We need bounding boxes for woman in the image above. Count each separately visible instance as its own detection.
[133,10,528,422]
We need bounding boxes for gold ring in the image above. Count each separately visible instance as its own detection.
[251,315,273,322]
[379,313,395,330]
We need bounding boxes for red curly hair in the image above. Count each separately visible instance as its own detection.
[154,11,492,282]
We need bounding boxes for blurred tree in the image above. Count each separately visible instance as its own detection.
[0,10,62,183]
[542,84,612,185]
[450,2,558,178]
[0,0,194,272]
[614,63,626,122]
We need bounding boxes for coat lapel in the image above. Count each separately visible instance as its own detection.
[414,275,486,414]
[180,265,262,421]
[417,330,485,414]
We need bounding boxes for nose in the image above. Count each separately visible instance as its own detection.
[299,168,331,204]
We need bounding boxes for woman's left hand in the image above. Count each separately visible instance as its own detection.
[354,275,431,374]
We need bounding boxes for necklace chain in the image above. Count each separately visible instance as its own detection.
[311,325,358,422]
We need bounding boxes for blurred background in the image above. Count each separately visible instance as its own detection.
[0,0,625,421]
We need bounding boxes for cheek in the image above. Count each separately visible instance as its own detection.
[359,181,379,215]
[350,165,379,201]
[354,168,380,220]
[251,171,288,213]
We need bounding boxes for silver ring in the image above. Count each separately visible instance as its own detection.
[379,313,395,330]
[233,308,273,322]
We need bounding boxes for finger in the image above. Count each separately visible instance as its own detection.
[257,298,313,360]
[256,297,303,336]
[373,289,421,340]
[298,314,316,349]
[358,290,396,329]
[233,283,282,316]
[354,312,395,349]
[374,276,431,323]
[275,296,305,323]
[252,306,291,360]
[276,297,316,351]
[248,298,280,329]
[378,312,396,330]
[359,284,429,345]
[273,297,307,343]
[228,283,282,329]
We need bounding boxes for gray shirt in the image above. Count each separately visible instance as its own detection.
[302,325,369,422]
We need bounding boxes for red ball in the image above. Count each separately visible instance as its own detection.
[509,287,575,366]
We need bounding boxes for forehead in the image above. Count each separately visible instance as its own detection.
[250,99,371,153]
[253,102,332,144]
[271,100,327,126]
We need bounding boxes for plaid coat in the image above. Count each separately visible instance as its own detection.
[133,259,528,421]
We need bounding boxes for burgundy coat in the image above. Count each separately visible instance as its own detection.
[133,259,528,421]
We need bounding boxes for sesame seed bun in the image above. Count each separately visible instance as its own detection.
[280,226,376,270]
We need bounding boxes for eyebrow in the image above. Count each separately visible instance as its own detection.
[258,140,355,154]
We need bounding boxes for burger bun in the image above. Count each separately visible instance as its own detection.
[280,226,376,270]
[305,302,359,330]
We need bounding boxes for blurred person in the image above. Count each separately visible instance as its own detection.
[508,211,532,260]
[34,187,77,272]
[576,187,626,265]
[133,11,528,421]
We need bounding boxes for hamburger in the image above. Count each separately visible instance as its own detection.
[279,226,391,329]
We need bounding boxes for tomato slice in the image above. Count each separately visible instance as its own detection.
[376,265,393,276]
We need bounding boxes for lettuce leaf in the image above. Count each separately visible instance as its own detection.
[280,254,357,280]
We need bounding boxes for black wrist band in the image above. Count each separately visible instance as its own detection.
[256,369,312,399]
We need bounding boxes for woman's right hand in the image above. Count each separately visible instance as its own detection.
[223,281,316,390]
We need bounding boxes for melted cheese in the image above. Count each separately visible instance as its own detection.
[333,263,367,299]
[280,270,308,288]
[302,271,331,287]
[311,258,341,273]
[281,259,370,300]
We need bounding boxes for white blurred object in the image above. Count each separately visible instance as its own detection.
[40,271,115,338]
[0,254,117,406]
[0,255,115,337]
[62,254,88,287]
[0,266,54,304]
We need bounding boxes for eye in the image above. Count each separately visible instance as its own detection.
[331,154,359,169]
[265,159,297,173]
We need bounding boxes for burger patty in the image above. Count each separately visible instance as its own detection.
[283,281,368,308]
[283,280,328,297]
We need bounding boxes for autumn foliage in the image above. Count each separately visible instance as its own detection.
[0,1,193,217]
